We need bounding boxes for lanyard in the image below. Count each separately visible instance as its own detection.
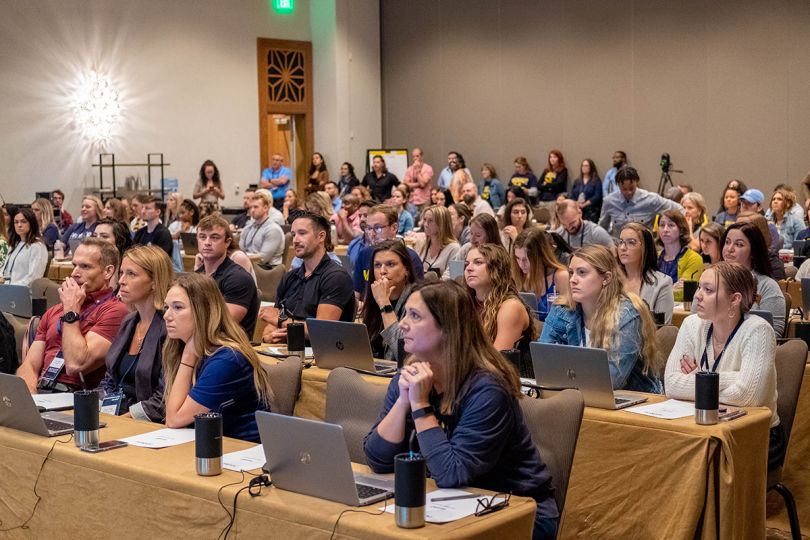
[57,292,116,335]
[567,223,585,248]
[116,352,140,392]
[244,218,267,248]
[700,318,744,372]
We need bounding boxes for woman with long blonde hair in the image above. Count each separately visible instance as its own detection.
[512,228,569,321]
[418,205,460,277]
[31,197,59,248]
[540,244,663,393]
[364,280,559,539]
[162,273,274,441]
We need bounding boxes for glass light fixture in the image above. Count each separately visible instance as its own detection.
[73,70,121,145]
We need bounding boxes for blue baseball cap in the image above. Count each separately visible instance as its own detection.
[740,189,764,205]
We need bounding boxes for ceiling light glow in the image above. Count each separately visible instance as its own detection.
[73,70,121,144]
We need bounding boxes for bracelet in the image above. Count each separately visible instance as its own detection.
[180,362,195,369]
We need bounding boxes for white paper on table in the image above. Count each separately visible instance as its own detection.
[623,399,695,419]
[223,445,266,472]
[382,489,506,524]
[32,393,75,411]
[673,302,685,310]
[120,428,196,448]
[264,346,314,358]
[260,301,275,309]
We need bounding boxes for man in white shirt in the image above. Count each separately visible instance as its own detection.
[239,194,285,267]
[461,181,495,217]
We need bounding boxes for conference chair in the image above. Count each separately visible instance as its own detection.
[261,356,303,416]
[281,232,293,267]
[1,312,25,373]
[253,263,286,303]
[768,339,807,540]
[31,277,60,309]
[655,325,679,366]
[785,265,798,281]
[783,291,793,338]
[520,389,585,517]
[325,367,388,465]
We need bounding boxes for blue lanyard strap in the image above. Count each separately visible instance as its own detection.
[700,318,744,372]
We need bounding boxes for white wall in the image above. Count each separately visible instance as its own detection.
[0,0,382,214]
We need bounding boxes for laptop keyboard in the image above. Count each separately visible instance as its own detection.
[356,483,388,500]
[374,362,397,374]
[615,397,631,406]
[43,418,73,432]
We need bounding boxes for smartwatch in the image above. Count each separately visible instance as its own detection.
[411,405,435,420]
[61,311,80,324]
[381,304,395,314]
[277,309,289,328]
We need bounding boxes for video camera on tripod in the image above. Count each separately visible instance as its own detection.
[657,152,683,195]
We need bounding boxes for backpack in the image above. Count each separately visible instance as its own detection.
[0,314,18,374]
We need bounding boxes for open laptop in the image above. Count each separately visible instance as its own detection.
[519,292,539,312]
[529,342,648,410]
[180,232,198,255]
[448,260,465,280]
[306,319,396,375]
[749,309,774,327]
[256,412,394,506]
[0,284,33,317]
[0,374,75,436]
[801,278,810,316]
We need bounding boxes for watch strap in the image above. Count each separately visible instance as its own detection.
[381,304,395,314]
[62,311,80,323]
[411,405,435,420]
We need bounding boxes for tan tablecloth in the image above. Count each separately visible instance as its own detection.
[673,308,690,327]
[46,260,73,282]
[265,356,772,540]
[0,414,534,539]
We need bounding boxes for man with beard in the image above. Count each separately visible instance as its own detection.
[461,181,495,217]
[602,151,627,195]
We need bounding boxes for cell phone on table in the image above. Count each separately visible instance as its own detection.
[718,408,747,422]
[80,440,128,453]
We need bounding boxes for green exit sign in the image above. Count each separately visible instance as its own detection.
[273,0,294,14]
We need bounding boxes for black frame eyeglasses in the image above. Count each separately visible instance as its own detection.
[474,493,511,517]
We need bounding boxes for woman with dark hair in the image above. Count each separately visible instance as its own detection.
[103,198,129,223]
[570,158,602,222]
[162,273,274,441]
[714,183,745,226]
[92,218,134,289]
[1,207,47,286]
[306,152,329,195]
[715,179,748,217]
[364,280,559,540]
[512,228,569,321]
[445,213,502,278]
[538,149,568,202]
[501,197,531,252]
[0,206,11,270]
[362,155,399,202]
[497,186,526,220]
[479,163,504,210]
[430,187,453,207]
[657,210,703,283]
[619,223,674,324]
[338,162,360,197]
[193,159,225,204]
[719,222,786,336]
[666,261,783,470]
[361,240,417,362]
[449,203,472,246]
[508,156,538,202]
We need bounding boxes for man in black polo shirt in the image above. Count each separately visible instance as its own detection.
[133,196,173,256]
[194,215,259,337]
[259,212,354,344]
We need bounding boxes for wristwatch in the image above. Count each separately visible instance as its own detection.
[381,304,395,314]
[411,405,435,420]
[61,311,80,324]
[277,309,289,328]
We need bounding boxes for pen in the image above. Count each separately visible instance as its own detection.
[431,493,482,502]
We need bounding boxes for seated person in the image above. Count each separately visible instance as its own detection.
[665,262,783,470]
[99,246,173,421]
[230,187,256,230]
[765,187,803,249]
[32,197,60,249]
[465,244,535,357]
[334,194,363,245]
[194,215,259,337]
[238,192,284,267]
[62,196,103,256]
[1,207,48,286]
[92,218,134,290]
[416,205,460,278]
[618,223,674,324]
[260,213,355,344]
[162,273,273,442]
[698,222,725,265]
[512,228,569,321]
[353,205,423,298]
[500,197,531,253]
[657,210,703,283]
[133,196,173,257]
[16,238,129,393]
[717,222,786,336]
[361,240,418,362]
[554,199,613,250]
[540,245,663,393]
[363,280,559,540]
[736,211,786,280]
[446,213,503,276]
[449,203,473,246]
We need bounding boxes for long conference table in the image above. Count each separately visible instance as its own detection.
[259,357,772,540]
[0,413,535,538]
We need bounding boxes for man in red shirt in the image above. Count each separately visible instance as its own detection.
[17,238,129,393]
[51,189,74,231]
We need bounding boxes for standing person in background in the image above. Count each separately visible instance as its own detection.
[193,160,225,205]
[1,208,48,286]
[448,166,473,205]
[508,156,538,203]
[32,197,59,249]
[51,189,73,232]
[362,155,399,202]
[602,151,627,196]
[437,151,466,191]
[402,148,433,218]
[570,158,602,222]
[337,162,360,198]
[133,196,173,257]
[479,163,505,211]
[62,195,103,256]
[260,153,293,210]
[306,152,329,195]
[538,149,568,204]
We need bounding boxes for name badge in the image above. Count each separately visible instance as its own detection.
[42,354,65,382]
[101,392,123,416]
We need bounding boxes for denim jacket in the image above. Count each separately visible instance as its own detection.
[479,178,505,210]
[539,300,663,394]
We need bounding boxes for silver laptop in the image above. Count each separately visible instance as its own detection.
[306,319,396,375]
[529,342,648,409]
[0,374,75,436]
[448,260,465,279]
[256,412,394,506]
[0,284,33,317]
[519,292,539,311]
[749,309,774,327]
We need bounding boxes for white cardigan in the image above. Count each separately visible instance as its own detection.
[1,241,48,286]
[665,313,778,426]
